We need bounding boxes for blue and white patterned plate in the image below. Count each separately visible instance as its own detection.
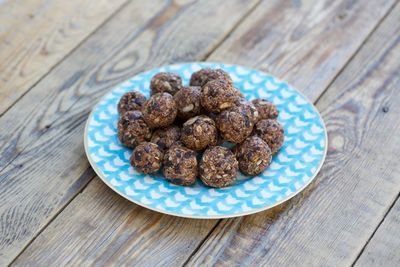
[84,62,327,219]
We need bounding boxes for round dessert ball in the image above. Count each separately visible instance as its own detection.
[163,145,197,186]
[200,79,236,113]
[216,102,256,144]
[251,99,279,121]
[234,99,259,124]
[173,86,202,119]
[190,68,232,87]
[236,136,272,176]
[150,125,181,151]
[117,91,146,115]
[180,115,218,151]
[118,111,152,148]
[150,72,182,95]
[130,142,163,174]
[254,119,285,154]
[142,93,177,128]
[199,146,238,188]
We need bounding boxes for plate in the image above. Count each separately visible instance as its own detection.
[84,62,327,219]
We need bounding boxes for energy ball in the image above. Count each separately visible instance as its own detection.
[181,115,218,151]
[163,145,197,186]
[117,91,146,115]
[142,93,177,128]
[234,99,259,124]
[118,111,152,148]
[173,86,202,119]
[251,99,279,121]
[255,119,285,154]
[199,146,238,188]
[190,68,232,87]
[130,142,163,174]
[150,125,181,151]
[201,79,236,113]
[216,102,256,144]
[236,136,272,176]
[150,72,182,95]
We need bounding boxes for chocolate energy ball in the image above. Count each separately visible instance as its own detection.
[150,72,182,95]
[255,119,285,154]
[251,99,279,121]
[199,146,238,188]
[130,142,163,174]
[173,86,202,119]
[150,125,181,151]
[216,102,256,144]
[118,111,152,148]
[117,91,146,115]
[234,99,259,124]
[236,136,272,176]
[201,79,236,113]
[163,145,197,186]
[181,115,218,151]
[142,93,177,128]
[190,68,232,87]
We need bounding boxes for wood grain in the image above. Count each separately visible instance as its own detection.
[187,3,400,266]
[9,0,398,266]
[355,196,400,266]
[0,0,128,116]
[0,0,260,265]
[208,0,397,101]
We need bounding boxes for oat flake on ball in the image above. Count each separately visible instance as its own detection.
[118,110,152,148]
[142,92,177,128]
[150,72,182,95]
[199,146,238,188]
[130,142,163,174]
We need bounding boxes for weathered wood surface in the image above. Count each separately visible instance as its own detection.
[187,3,400,266]
[355,197,400,267]
[0,0,261,265]
[0,0,128,116]
[9,0,398,266]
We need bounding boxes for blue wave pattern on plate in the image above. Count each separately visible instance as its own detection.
[85,63,327,218]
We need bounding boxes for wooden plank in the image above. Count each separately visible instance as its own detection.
[0,0,260,265]
[187,3,400,266]
[9,0,398,266]
[0,0,128,116]
[355,197,400,266]
[208,0,397,102]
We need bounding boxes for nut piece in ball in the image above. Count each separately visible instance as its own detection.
[201,79,236,113]
[173,86,202,119]
[142,93,177,128]
[163,146,197,186]
[190,68,232,87]
[199,146,238,188]
[117,91,146,115]
[181,115,218,151]
[236,136,272,175]
[150,72,182,95]
[118,111,152,148]
[130,142,163,174]
[255,119,285,154]
[216,101,257,144]
[251,99,279,121]
[151,125,181,151]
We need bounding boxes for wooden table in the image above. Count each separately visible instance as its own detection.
[1,0,399,266]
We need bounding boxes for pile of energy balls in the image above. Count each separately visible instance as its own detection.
[117,68,284,188]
